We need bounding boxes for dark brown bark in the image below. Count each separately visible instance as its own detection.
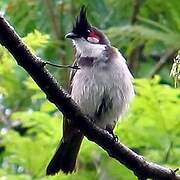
[0,15,179,180]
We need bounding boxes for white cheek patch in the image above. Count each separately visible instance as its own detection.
[87,37,99,43]
[73,38,106,57]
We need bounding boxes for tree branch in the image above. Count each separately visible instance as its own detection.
[0,15,179,180]
[149,48,178,78]
[131,0,142,25]
[128,0,144,75]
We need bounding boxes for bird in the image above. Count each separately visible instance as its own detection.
[46,5,135,175]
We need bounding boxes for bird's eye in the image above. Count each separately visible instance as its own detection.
[87,31,99,43]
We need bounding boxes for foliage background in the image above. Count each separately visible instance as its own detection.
[0,0,179,179]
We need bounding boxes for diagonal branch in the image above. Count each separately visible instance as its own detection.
[0,15,179,180]
[149,48,178,78]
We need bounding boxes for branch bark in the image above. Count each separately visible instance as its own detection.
[149,48,178,78]
[0,15,179,180]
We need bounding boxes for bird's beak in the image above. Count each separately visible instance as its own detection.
[65,32,80,39]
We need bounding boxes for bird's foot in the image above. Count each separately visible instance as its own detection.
[105,127,119,142]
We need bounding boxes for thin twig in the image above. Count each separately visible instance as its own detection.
[44,0,68,87]
[44,0,61,39]
[149,48,177,77]
[131,0,141,25]
[44,61,80,70]
[128,0,144,74]
[164,140,173,163]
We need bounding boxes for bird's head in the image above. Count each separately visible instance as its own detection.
[65,6,110,50]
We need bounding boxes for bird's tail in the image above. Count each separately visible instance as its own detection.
[46,131,83,175]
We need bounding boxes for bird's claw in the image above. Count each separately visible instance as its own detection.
[105,127,119,142]
[111,133,119,142]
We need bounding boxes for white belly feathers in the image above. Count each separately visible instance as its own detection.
[71,54,134,129]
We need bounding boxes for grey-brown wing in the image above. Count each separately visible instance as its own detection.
[68,59,78,94]
[63,58,79,135]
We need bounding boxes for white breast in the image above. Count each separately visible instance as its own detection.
[71,48,134,129]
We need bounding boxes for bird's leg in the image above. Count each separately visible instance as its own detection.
[105,126,119,142]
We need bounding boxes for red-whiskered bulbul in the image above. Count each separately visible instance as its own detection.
[46,6,134,175]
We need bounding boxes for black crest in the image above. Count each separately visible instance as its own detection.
[72,6,91,37]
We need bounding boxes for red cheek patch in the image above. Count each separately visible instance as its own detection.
[88,32,99,43]
[89,32,99,40]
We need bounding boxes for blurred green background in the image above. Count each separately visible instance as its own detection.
[0,0,180,179]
